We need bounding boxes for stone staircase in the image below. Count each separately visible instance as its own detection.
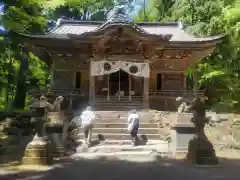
[92,96,144,111]
[71,111,171,158]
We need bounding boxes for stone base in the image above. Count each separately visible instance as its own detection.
[22,136,53,166]
[186,135,218,165]
[22,157,53,166]
[173,152,187,159]
[53,147,65,158]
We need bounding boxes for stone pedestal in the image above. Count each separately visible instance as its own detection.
[170,113,195,155]
[174,96,218,165]
[45,123,66,157]
[29,98,48,137]
[45,111,67,157]
[186,135,218,165]
[22,134,53,165]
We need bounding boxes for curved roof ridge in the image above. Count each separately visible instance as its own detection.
[57,19,181,27]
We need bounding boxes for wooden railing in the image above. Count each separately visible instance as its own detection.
[28,88,204,99]
[27,88,205,110]
[28,88,204,97]
[28,88,86,99]
[149,90,204,98]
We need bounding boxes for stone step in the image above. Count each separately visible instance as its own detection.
[93,106,145,111]
[71,111,153,118]
[71,150,171,162]
[94,123,158,129]
[75,143,169,153]
[94,118,159,123]
[94,99,143,101]
[77,133,163,140]
[69,118,159,124]
[72,151,155,159]
[76,139,166,145]
[93,100,144,103]
[89,128,159,134]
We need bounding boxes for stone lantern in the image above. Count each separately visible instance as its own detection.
[22,96,54,165]
[44,96,66,158]
[29,95,49,137]
[186,96,218,165]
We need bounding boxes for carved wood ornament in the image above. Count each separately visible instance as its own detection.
[157,50,192,60]
[92,27,158,59]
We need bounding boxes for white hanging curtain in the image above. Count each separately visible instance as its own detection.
[90,60,121,76]
[121,62,149,77]
[90,60,149,77]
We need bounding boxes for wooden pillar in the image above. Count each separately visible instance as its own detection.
[183,73,187,90]
[89,75,95,104]
[107,74,110,100]
[118,70,121,100]
[50,70,54,88]
[129,74,131,101]
[93,76,95,102]
[143,77,149,109]
[68,93,72,110]
[183,72,187,97]
[162,73,167,110]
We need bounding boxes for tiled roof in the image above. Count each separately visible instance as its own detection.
[23,5,223,42]
[22,5,221,42]
[44,21,222,42]
[19,5,224,42]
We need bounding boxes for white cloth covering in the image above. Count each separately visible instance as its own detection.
[90,60,149,77]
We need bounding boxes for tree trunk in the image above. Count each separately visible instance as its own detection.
[12,52,29,109]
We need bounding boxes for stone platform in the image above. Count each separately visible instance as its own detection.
[71,110,170,141]
[72,139,170,160]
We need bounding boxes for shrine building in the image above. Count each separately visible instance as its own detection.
[20,7,223,111]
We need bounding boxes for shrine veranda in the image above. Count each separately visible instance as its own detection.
[20,9,223,111]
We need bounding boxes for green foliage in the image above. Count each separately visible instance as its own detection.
[134,0,240,112]
[134,0,175,22]
[0,0,49,109]
[46,0,115,20]
[0,0,240,112]
[0,0,115,110]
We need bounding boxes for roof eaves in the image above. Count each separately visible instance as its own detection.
[16,32,69,40]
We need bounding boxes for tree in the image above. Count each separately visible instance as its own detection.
[46,0,115,20]
[169,0,240,111]
[0,0,48,109]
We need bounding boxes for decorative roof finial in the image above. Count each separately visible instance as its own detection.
[108,0,132,23]
[114,0,129,6]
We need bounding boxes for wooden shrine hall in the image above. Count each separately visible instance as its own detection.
[21,6,223,111]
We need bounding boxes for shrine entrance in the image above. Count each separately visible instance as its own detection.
[89,60,149,108]
[109,69,129,96]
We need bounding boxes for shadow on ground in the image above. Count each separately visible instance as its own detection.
[1,156,240,180]
[0,135,34,165]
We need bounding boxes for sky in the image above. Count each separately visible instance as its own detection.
[129,0,145,17]
[108,0,145,18]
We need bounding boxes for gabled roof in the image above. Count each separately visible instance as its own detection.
[19,5,223,43]
[24,20,223,43]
